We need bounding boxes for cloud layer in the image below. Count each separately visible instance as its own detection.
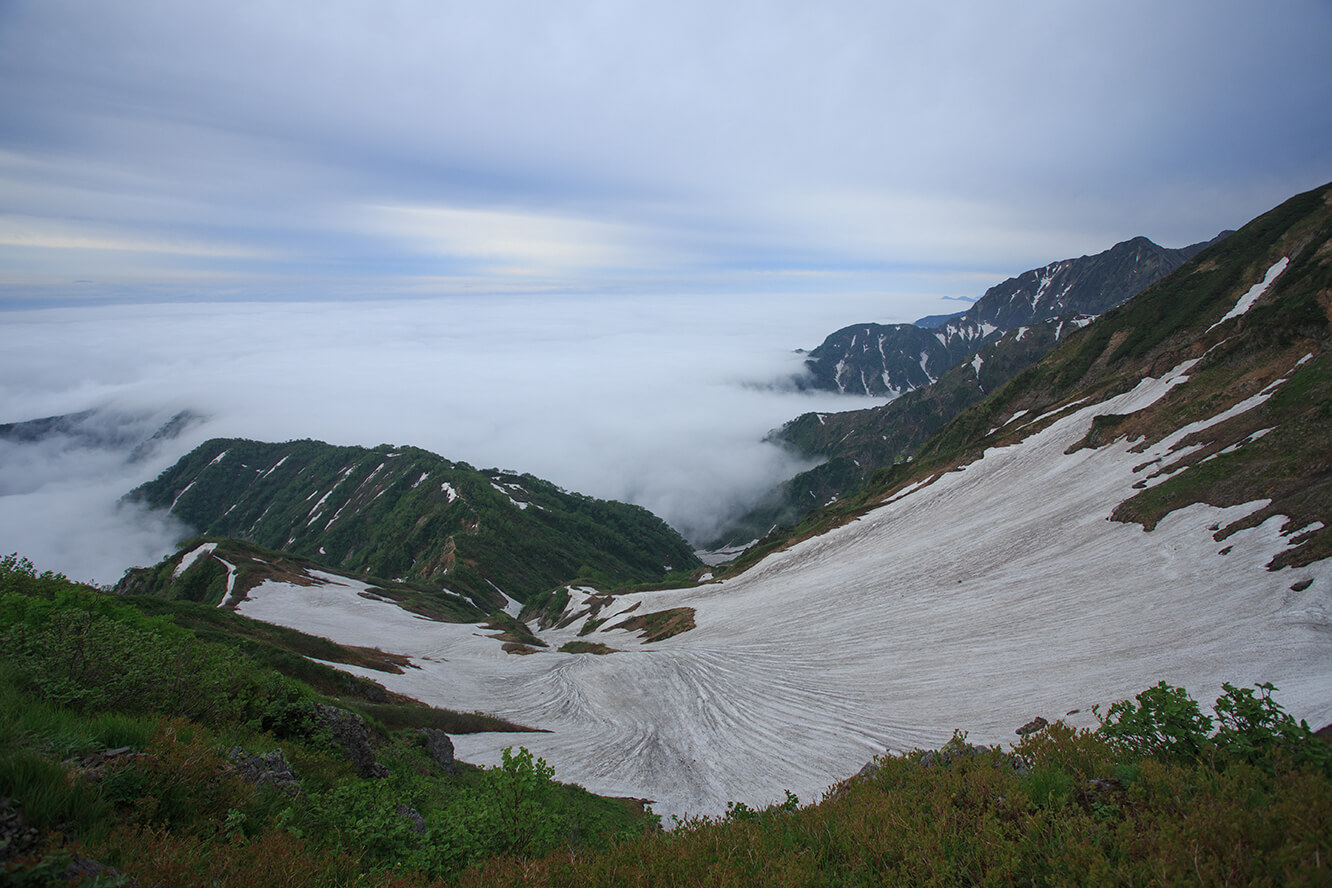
[0,293,898,583]
[1,0,1329,305]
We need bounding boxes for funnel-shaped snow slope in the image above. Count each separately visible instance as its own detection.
[237,359,1331,820]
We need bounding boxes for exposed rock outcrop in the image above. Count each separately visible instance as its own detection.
[420,728,458,775]
[315,704,388,778]
[1016,716,1049,736]
[228,746,302,795]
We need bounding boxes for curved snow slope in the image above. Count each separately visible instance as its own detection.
[237,361,1331,820]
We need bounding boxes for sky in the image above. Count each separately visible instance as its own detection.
[2,0,1329,306]
[1,1,1331,582]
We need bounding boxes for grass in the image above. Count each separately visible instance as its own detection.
[458,721,1332,888]
[1,555,652,884]
[5,556,1330,886]
[606,607,696,643]
[558,641,619,655]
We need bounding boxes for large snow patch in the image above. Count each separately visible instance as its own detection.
[235,361,1332,820]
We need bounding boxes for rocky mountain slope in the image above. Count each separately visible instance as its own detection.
[801,234,1222,397]
[126,438,701,610]
[212,182,1331,819]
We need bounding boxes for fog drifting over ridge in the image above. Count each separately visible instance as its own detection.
[0,292,911,584]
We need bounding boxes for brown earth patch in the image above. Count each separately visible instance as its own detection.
[558,641,619,655]
[607,607,696,643]
[502,642,540,655]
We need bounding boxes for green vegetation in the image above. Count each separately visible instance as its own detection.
[120,587,532,734]
[126,439,701,607]
[557,641,618,655]
[483,612,548,649]
[606,606,696,643]
[0,554,653,885]
[458,685,1330,887]
[3,554,1329,885]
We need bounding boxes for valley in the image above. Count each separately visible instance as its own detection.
[213,351,1332,819]
[6,179,1331,847]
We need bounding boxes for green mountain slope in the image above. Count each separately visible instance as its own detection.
[719,236,1232,546]
[0,555,653,885]
[126,439,701,607]
[725,180,1332,574]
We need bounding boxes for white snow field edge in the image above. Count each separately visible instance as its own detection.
[235,358,1332,821]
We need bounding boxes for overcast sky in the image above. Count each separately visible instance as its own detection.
[2,1,1331,582]
[2,0,1329,307]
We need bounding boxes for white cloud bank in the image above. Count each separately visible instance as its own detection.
[0,292,906,584]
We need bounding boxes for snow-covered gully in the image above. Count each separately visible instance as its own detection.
[237,361,1332,821]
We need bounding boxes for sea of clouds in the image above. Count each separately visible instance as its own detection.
[0,291,938,584]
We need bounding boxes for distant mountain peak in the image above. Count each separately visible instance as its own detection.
[800,235,1222,398]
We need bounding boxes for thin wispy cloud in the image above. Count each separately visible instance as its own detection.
[0,0,1327,305]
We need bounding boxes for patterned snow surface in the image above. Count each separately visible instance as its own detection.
[235,361,1332,821]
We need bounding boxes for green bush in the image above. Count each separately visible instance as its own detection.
[1096,680,1214,762]
[1097,680,1331,775]
[1212,681,1332,775]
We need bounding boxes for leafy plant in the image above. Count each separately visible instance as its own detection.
[1095,680,1214,762]
[1097,680,1332,776]
[1212,681,1332,775]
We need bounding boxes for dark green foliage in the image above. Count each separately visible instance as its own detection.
[0,555,653,885]
[126,440,700,604]
[462,705,1331,887]
[1097,680,1332,776]
[1095,680,1215,763]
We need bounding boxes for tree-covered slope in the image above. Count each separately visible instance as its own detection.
[126,439,701,606]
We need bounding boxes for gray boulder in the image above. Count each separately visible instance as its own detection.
[227,746,302,796]
[420,728,458,774]
[315,704,388,778]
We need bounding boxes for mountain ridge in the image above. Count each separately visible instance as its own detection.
[126,437,702,609]
[801,233,1225,398]
[727,181,1331,575]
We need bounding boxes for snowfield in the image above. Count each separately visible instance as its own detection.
[236,360,1331,821]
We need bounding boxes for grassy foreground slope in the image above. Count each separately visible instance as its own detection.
[0,554,654,885]
[5,553,1329,886]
